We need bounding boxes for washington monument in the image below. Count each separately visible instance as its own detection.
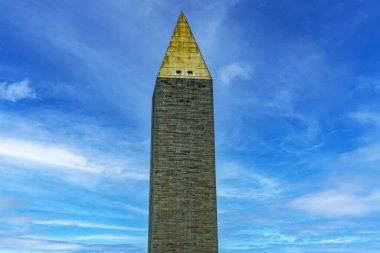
[148,11,219,253]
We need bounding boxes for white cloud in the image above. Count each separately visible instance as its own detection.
[73,234,145,241]
[120,203,149,214]
[104,167,149,181]
[0,236,143,251]
[0,136,149,180]
[0,79,36,102]
[34,219,146,231]
[217,162,282,199]
[224,230,367,249]
[218,162,279,187]
[218,186,265,199]
[315,237,367,244]
[0,238,84,251]
[0,136,96,173]
[290,189,380,217]
[261,232,297,243]
[357,75,380,93]
[342,111,380,169]
[280,114,323,153]
[341,111,380,170]
[351,111,380,127]
[340,142,380,169]
[219,62,252,86]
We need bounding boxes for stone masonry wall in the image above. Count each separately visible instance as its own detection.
[148,77,218,253]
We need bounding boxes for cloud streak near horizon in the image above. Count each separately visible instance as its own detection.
[1,0,380,252]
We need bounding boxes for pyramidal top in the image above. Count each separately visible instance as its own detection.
[158,11,212,80]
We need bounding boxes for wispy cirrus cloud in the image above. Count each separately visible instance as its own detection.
[357,75,380,93]
[73,234,146,241]
[0,136,149,180]
[340,142,380,169]
[289,188,380,217]
[217,162,282,200]
[0,237,143,252]
[0,79,36,102]
[341,111,380,169]
[0,237,84,251]
[218,187,272,200]
[34,219,146,232]
[222,233,368,252]
[350,111,380,127]
[218,62,252,86]
[0,136,92,172]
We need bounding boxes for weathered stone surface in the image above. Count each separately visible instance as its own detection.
[148,77,218,253]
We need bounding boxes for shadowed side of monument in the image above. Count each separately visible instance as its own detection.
[148,12,218,253]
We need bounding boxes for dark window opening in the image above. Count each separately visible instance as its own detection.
[187,71,194,76]
[176,70,182,75]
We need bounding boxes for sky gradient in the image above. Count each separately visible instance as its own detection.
[1,0,380,252]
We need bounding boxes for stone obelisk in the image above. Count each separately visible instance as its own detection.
[148,11,218,253]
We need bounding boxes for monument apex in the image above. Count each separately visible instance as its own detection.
[158,11,211,79]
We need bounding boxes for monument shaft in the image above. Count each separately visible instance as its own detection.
[148,12,218,253]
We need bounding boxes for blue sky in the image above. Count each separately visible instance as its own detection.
[0,0,380,252]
